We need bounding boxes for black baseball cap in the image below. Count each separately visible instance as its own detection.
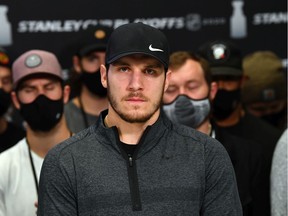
[197,40,243,76]
[76,25,113,57]
[106,22,170,70]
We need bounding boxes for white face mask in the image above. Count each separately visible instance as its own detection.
[162,95,211,129]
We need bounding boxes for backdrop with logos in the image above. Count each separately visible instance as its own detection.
[0,0,287,71]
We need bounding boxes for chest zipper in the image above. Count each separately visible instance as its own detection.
[113,126,151,211]
[127,153,142,211]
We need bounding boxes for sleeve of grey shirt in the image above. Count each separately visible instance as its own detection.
[201,136,243,216]
[271,129,287,216]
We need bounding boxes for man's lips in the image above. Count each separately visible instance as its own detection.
[126,97,146,102]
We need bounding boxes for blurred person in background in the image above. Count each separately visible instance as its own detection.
[198,40,282,216]
[242,51,287,132]
[0,47,25,153]
[64,25,112,133]
[0,50,71,216]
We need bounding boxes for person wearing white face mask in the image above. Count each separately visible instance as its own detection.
[163,51,267,216]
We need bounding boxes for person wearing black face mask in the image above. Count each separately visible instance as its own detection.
[242,51,287,132]
[198,40,282,216]
[64,25,113,133]
[0,49,72,216]
[0,47,25,153]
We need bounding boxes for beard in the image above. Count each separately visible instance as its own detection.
[107,85,164,124]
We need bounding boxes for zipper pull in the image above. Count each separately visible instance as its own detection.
[128,154,133,167]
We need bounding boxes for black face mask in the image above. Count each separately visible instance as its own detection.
[80,69,107,97]
[212,89,241,121]
[0,88,11,116]
[19,95,63,132]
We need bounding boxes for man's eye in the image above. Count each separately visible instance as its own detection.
[23,88,34,93]
[166,86,177,94]
[145,69,156,75]
[2,78,12,85]
[86,56,98,62]
[46,85,56,90]
[119,67,129,72]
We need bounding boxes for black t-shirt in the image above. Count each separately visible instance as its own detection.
[219,113,282,163]
[120,141,137,156]
[214,113,282,216]
[213,123,265,216]
[0,121,25,153]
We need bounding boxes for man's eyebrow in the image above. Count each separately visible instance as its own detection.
[18,83,34,90]
[112,60,130,66]
[146,63,162,68]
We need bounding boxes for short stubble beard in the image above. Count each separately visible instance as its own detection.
[107,82,165,124]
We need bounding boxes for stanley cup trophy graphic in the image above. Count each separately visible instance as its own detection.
[230,0,247,39]
[0,5,12,46]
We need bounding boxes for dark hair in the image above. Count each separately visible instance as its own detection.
[169,51,212,86]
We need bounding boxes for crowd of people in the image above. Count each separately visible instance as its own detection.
[0,22,286,216]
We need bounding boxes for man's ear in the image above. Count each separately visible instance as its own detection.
[63,85,71,104]
[11,91,20,109]
[209,81,218,101]
[100,64,108,88]
[72,55,82,74]
[164,70,171,92]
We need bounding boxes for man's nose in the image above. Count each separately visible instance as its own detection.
[128,71,143,91]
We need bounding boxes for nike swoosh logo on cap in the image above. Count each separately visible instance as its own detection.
[149,44,164,52]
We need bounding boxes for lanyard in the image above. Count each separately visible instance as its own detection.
[27,139,39,196]
[26,132,73,197]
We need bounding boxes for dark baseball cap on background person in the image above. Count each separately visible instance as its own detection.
[0,47,11,68]
[12,50,63,88]
[76,25,113,57]
[105,22,170,70]
[242,51,286,104]
[197,40,243,77]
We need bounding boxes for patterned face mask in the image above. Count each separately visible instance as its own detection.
[163,94,211,128]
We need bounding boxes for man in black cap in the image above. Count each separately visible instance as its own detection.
[38,23,242,215]
[198,40,282,216]
[0,47,25,153]
[64,25,112,133]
